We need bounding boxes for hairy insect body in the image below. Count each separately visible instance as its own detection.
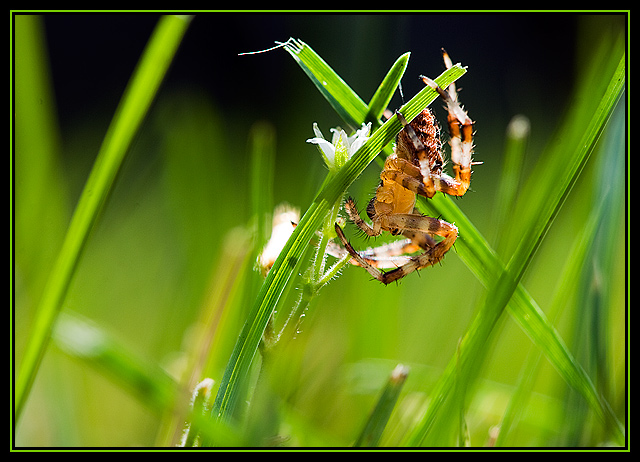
[335,51,475,284]
[397,108,443,176]
[367,108,441,235]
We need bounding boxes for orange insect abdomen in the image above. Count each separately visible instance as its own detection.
[372,177,416,221]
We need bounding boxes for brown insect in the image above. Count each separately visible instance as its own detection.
[334,51,476,284]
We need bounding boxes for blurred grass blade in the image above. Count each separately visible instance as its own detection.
[250,122,276,255]
[14,15,70,292]
[407,51,626,446]
[282,38,370,129]
[209,64,467,429]
[284,36,625,445]
[561,103,626,445]
[506,52,625,288]
[248,121,277,307]
[495,197,608,446]
[366,52,410,125]
[498,55,625,438]
[491,115,530,249]
[15,14,193,421]
[180,378,215,447]
[54,312,243,445]
[53,312,179,411]
[157,227,254,446]
[55,309,243,447]
[354,364,409,447]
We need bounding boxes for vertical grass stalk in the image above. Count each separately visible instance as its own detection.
[15,14,192,421]
[209,64,467,430]
[354,364,409,447]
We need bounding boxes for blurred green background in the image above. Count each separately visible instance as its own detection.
[13,13,626,447]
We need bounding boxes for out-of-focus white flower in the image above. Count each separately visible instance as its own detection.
[258,204,300,276]
[306,122,371,171]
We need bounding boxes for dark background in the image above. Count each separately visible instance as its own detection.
[45,13,579,133]
[40,12,612,221]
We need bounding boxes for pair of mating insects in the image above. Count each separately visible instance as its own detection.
[330,51,476,285]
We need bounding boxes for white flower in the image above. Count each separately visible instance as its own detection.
[258,204,300,276]
[306,122,371,171]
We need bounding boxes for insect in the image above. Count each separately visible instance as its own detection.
[334,51,476,285]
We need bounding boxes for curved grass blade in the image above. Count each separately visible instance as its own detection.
[15,15,193,421]
[284,35,626,446]
[366,52,410,125]
[405,51,626,447]
[53,312,178,411]
[283,36,625,445]
[496,54,625,436]
[495,195,608,446]
[209,64,467,429]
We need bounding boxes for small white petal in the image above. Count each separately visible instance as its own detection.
[312,122,325,140]
[346,123,371,155]
[308,122,371,170]
[348,137,367,156]
[306,137,336,164]
[330,127,345,146]
[356,122,372,139]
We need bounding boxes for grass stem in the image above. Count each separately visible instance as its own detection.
[15,15,192,421]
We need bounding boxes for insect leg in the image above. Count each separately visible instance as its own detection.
[376,214,458,284]
[421,55,474,196]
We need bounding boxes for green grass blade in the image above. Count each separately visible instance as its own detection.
[561,103,626,445]
[282,38,371,129]
[506,53,625,288]
[500,55,625,431]
[13,15,69,289]
[366,52,410,125]
[53,312,246,446]
[249,121,277,299]
[15,15,193,421]
[354,364,409,447]
[250,122,276,249]
[209,64,467,429]
[406,50,626,447]
[284,37,624,445]
[53,312,178,411]
[491,115,530,249]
